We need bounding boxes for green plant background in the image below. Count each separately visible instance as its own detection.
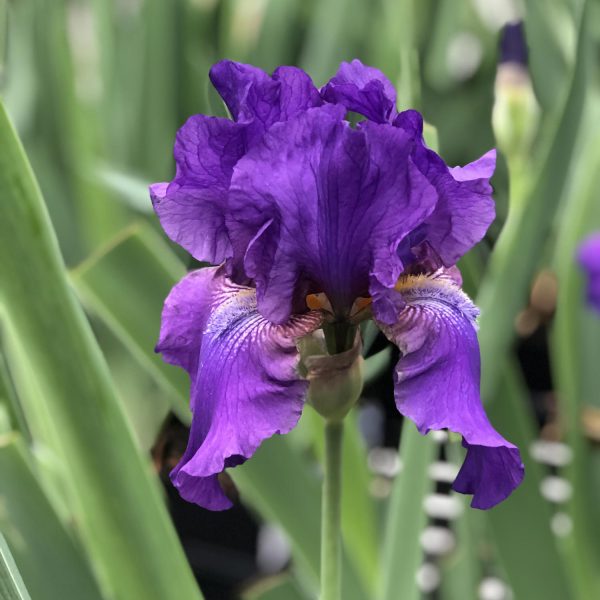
[1,0,599,598]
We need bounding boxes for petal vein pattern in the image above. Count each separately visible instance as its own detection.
[156,266,322,510]
[151,60,322,265]
[320,59,398,123]
[377,273,524,509]
[228,107,438,323]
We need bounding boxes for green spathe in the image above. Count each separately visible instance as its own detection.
[299,332,364,423]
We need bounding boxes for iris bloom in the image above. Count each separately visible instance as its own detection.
[577,233,600,312]
[151,60,524,511]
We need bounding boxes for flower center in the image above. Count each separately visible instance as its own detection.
[306,293,372,322]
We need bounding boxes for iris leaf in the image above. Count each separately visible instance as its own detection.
[485,366,573,599]
[0,531,32,600]
[242,573,310,600]
[550,92,600,596]
[70,222,190,425]
[379,422,436,600]
[300,0,370,85]
[463,243,572,597]
[523,0,578,112]
[0,434,104,600]
[0,99,203,600]
[251,0,302,70]
[95,166,154,214]
[363,347,392,386]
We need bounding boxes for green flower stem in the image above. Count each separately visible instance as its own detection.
[321,419,344,600]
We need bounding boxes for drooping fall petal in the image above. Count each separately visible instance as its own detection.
[376,272,524,509]
[156,266,321,509]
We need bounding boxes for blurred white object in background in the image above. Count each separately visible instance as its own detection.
[256,523,291,575]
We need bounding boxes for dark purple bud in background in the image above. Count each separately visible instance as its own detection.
[499,21,529,66]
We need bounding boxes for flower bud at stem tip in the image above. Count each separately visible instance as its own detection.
[299,330,363,422]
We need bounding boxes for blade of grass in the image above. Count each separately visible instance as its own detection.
[0,99,203,600]
[95,166,154,214]
[0,350,28,438]
[422,0,470,92]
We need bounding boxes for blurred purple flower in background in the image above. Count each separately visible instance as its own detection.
[151,59,524,511]
[577,233,600,312]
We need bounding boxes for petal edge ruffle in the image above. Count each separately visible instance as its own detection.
[376,272,524,509]
[156,266,322,509]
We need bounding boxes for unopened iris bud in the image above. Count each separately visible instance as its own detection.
[492,22,540,163]
[299,331,363,423]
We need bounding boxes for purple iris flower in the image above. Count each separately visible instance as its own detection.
[151,59,524,511]
[577,233,600,312]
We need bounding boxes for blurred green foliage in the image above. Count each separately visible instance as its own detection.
[1,0,600,599]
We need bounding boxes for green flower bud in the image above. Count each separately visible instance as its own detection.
[298,331,363,423]
[492,64,540,162]
[492,23,540,164]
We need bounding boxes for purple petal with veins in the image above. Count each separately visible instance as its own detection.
[376,272,524,509]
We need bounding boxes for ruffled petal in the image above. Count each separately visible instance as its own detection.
[209,60,278,124]
[577,232,600,312]
[150,115,246,263]
[376,272,524,509]
[273,66,323,119]
[228,106,437,323]
[152,64,321,264]
[156,266,322,510]
[394,111,497,267]
[321,59,397,123]
[209,60,321,142]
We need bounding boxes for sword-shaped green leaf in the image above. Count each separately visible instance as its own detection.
[0,99,203,600]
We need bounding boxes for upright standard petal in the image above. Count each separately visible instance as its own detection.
[321,59,398,123]
[209,60,321,142]
[376,272,524,509]
[228,107,437,323]
[577,233,600,312]
[150,115,246,263]
[156,267,321,510]
[394,111,497,268]
[151,63,321,264]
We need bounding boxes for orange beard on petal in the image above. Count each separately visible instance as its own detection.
[305,293,372,322]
